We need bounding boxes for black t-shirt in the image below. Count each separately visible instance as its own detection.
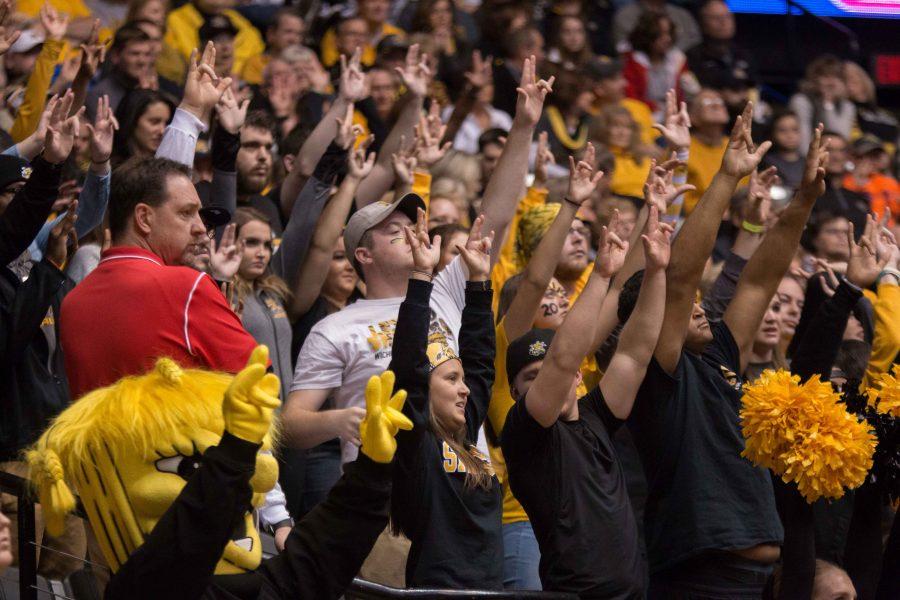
[628,322,783,574]
[501,387,644,599]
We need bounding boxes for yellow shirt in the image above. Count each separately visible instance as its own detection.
[319,23,405,68]
[160,4,265,84]
[610,147,652,198]
[684,135,729,215]
[10,39,65,143]
[491,187,549,313]
[241,53,270,86]
[863,284,900,389]
[621,97,657,147]
[15,0,90,18]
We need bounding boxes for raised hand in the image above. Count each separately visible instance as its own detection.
[745,166,779,227]
[395,43,431,98]
[652,89,691,150]
[47,200,77,269]
[404,207,440,274]
[464,50,492,91]
[846,215,890,289]
[0,0,21,55]
[347,136,376,180]
[514,55,554,127]
[594,211,628,278]
[85,95,118,165]
[216,86,250,134]
[209,222,241,281]
[414,103,451,168]
[721,101,771,179]
[44,91,82,164]
[335,102,363,149]
[874,210,899,269]
[181,42,232,122]
[798,123,828,202]
[566,143,604,204]
[359,370,412,464]
[641,205,673,271]
[643,156,695,213]
[223,345,281,445]
[458,214,493,281]
[40,2,69,41]
[391,136,417,185]
[534,131,555,186]
[339,48,367,102]
[76,20,106,80]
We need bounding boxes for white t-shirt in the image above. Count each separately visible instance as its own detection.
[292,257,469,464]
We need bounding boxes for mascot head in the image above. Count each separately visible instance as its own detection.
[26,356,279,575]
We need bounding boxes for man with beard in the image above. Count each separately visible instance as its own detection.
[237,110,283,235]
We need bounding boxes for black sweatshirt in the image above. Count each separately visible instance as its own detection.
[105,432,392,600]
[0,156,63,265]
[388,278,503,590]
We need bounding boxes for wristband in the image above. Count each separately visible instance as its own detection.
[411,269,434,281]
[741,220,765,234]
[877,267,900,284]
[563,197,581,209]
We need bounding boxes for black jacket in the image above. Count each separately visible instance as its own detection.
[0,156,63,266]
[0,257,74,460]
[105,432,392,600]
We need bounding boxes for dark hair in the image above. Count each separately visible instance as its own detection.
[548,14,592,67]
[244,110,277,137]
[112,89,175,165]
[429,222,468,246]
[834,340,871,382]
[111,22,152,54]
[498,271,525,322]
[629,11,675,55]
[109,157,190,237]
[478,127,507,153]
[617,269,645,324]
[280,124,310,159]
[271,7,303,31]
[504,26,542,60]
[411,0,455,33]
[800,210,846,254]
[767,109,800,152]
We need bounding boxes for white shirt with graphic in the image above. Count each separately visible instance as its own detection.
[291,257,471,464]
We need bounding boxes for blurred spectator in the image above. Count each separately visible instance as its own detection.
[236,110,282,234]
[612,0,701,53]
[86,23,154,119]
[537,69,592,166]
[589,105,651,198]
[812,131,871,235]
[477,0,531,60]
[242,8,306,85]
[789,55,856,153]
[844,61,900,151]
[410,0,469,92]
[441,52,511,155]
[761,110,804,192]
[684,88,730,214]
[111,89,174,165]
[545,14,593,72]
[621,11,698,119]
[321,0,405,68]
[800,211,851,263]
[159,0,265,83]
[585,56,657,148]
[842,135,899,224]
[686,0,757,93]
[492,26,544,118]
[126,0,167,26]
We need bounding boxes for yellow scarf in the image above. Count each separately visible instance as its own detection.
[546,106,588,151]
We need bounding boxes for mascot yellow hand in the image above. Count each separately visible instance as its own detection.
[359,370,413,463]
[224,346,281,445]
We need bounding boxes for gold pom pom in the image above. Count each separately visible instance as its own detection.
[155,358,183,386]
[741,370,876,503]
[868,364,900,418]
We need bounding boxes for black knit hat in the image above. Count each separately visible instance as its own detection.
[506,328,555,387]
[0,155,31,191]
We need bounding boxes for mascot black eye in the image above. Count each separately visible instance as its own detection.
[155,452,204,480]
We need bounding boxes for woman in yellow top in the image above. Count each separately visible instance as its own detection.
[486,144,605,591]
[589,105,652,199]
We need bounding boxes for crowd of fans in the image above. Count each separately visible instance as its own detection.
[1,0,900,598]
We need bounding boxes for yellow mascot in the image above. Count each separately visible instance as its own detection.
[26,346,412,599]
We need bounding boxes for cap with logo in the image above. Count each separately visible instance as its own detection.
[852,134,885,157]
[0,155,32,191]
[343,192,426,275]
[506,328,555,387]
[199,14,238,44]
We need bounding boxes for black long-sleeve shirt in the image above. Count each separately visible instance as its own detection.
[388,278,503,590]
[790,279,862,382]
[0,156,63,265]
[105,432,392,600]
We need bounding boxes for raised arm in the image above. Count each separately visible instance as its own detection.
[441,51,492,145]
[288,141,374,320]
[481,56,554,265]
[654,102,771,373]
[600,207,672,419]
[280,50,366,216]
[504,145,604,342]
[355,45,429,207]
[69,20,105,116]
[525,226,627,427]
[724,125,828,373]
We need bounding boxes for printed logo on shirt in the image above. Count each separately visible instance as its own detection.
[441,441,495,475]
[718,365,741,391]
[41,313,54,328]
[365,310,454,360]
[264,297,288,320]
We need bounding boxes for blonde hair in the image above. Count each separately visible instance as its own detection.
[844,61,876,104]
[589,105,644,159]
[431,151,481,204]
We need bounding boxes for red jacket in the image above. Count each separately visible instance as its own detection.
[60,246,258,399]
[622,50,690,113]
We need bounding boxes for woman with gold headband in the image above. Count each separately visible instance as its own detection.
[26,346,412,599]
[387,207,503,589]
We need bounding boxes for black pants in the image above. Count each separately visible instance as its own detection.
[648,551,773,600]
